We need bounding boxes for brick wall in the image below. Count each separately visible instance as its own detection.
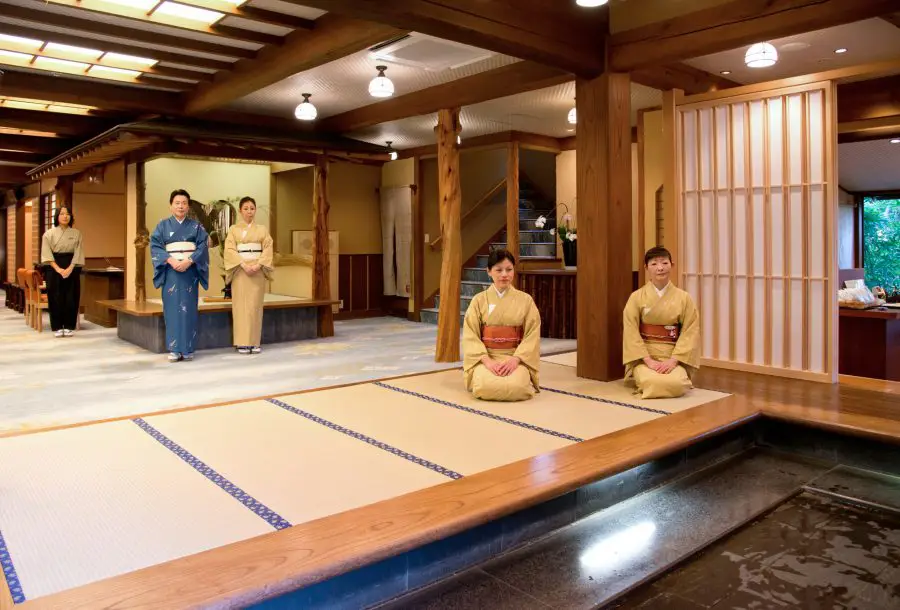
[6,205,15,282]
[31,200,40,267]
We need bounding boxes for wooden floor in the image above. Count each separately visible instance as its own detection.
[6,366,900,610]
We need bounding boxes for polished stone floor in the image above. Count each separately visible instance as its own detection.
[377,453,900,610]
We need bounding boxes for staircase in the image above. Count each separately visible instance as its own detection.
[420,183,556,326]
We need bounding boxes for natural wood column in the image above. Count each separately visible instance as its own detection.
[661,89,682,264]
[576,72,633,381]
[312,155,335,337]
[505,141,520,258]
[435,107,462,362]
[133,163,148,302]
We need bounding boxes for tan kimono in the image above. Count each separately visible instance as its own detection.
[224,222,274,347]
[40,226,85,267]
[463,285,541,402]
[623,282,700,399]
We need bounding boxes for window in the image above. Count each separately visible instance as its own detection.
[862,195,900,292]
[40,192,57,236]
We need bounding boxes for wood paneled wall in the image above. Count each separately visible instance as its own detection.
[677,82,837,382]
[336,253,384,319]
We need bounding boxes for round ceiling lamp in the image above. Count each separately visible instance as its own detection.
[294,93,317,121]
[575,0,608,6]
[368,65,394,98]
[744,42,778,68]
[386,140,398,161]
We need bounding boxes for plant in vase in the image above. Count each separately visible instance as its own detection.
[187,197,239,297]
[534,203,577,267]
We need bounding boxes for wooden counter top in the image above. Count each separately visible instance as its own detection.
[839,306,900,320]
[82,268,124,275]
[99,297,338,317]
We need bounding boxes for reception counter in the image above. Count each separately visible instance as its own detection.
[839,307,900,381]
[82,268,125,327]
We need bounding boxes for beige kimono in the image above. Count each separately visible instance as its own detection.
[463,285,541,402]
[224,222,274,347]
[623,282,700,399]
[40,226,85,266]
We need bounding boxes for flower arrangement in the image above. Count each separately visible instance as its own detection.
[534,203,576,242]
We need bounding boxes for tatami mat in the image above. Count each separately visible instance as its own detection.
[382,370,660,440]
[0,421,274,601]
[542,350,578,367]
[274,384,572,476]
[144,401,452,525]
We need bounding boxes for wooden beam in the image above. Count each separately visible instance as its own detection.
[0,151,47,165]
[0,22,234,72]
[0,166,29,186]
[506,142,520,262]
[0,133,73,155]
[661,89,681,263]
[312,156,335,338]
[434,108,462,363]
[168,143,321,165]
[0,4,257,60]
[882,13,900,28]
[413,157,424,317]
[610,0,900,71]
[296,0,607,77]
[0,107,112,137]
[134,162,148,302]
[838,115,900,143]
[320,62,571,133]
[837,75,900,123]
[176,0,316,30]
[632,63,739,95]
[576,72,632,382]
[0,70,182,114]
[185,15,403,114]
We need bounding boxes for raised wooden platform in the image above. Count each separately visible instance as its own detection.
[8,366,900,609]
[99,296,338,353]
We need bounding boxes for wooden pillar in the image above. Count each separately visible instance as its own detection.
[435,107,462,362]
[133,163,148,302]
[506,141,520,258]
[412,158,424,318]
[662,89,682,265]
[312,155,335,337]
[54,177,73,212]
[636,110,647,287]
[576,72,633,381]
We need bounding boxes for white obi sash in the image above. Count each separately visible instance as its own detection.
[166,241,196,261]
[238,242,263,261]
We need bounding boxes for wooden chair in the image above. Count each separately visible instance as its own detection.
[29,269,49,332]
[17,268,31,326]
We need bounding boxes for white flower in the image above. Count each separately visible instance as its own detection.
[567,233,577,241]
[534,215,547,228]
[549,229,556,236]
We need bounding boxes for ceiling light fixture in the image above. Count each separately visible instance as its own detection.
[891,139,900,144]
[294,93,317,121]
[386,141,398,161]
[720,70,732,75]
[834,48,848,54]
[368,65,394,98]
[568,97,577,125]
[575,0,609,6]
[457,135,462,145]
[745,42,778,68]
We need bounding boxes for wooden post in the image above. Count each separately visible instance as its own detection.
[637,109,647,287]
[662,89,682,266]
[506,141,520,258]
[576,72,633,381]
[133,162,148,303]
[412,158,424,319]
[55,177,73,212]
[312,155,335,337]
[435,108,462,362]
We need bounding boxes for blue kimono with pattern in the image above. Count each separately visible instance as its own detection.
[150,216,210,354]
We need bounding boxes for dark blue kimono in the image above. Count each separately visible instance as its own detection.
[150,216,210,355]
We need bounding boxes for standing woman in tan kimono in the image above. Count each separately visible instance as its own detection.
[623,246,701,398]
[224,196,274,354]
[40,206,85,337]
[462,249,541,401]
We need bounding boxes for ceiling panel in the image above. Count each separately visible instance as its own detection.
[247,0,326,20]
[685,19,900,84]
[346,82,662,149]
[839,139,900,192]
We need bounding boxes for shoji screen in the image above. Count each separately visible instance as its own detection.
[677,83,836,381]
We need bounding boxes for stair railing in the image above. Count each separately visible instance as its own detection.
[429,178,506,250]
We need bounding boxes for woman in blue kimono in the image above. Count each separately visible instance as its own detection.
[150,189,209,362]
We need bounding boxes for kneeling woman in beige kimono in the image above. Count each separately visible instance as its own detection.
[623,246,700,398]
[462,249,541,401]
[224,196,274,354]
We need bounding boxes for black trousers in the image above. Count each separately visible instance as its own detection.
[45,253,81,331]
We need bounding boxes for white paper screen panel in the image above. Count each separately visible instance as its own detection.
[678,85,835,379]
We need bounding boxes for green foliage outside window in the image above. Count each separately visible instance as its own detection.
[863,197,900,296]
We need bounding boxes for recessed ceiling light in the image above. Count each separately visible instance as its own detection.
[891,139,900,144]
[834,48,848,54]
[104,52,157,67]
[45,42,103,61]
[88,65,141,78]
[0,34,43,50]
[155,1,223,24]
[575,0,608,6]
[720,70,732,75]
[0,50,33,61]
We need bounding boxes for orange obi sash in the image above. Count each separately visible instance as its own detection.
[640,323,680,344]
[482,325,523,350]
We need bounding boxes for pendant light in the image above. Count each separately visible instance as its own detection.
[294,93,317,121]
[368,65,394,98]
[568,97,577,125]
[744,43,778,68]
[386,141,398,161]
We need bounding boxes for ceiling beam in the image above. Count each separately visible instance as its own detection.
[882,13,900,28]
[0,166,29,186]
[610,0,900,72]
[185,15,404,114]
[1,3,257,60]
[295,0,607,77]
[0,70,183,114]
[837,74,900,123]
[0,107,114,137]
[0,23,233,72]
[0,134,74,155]
[838,115,900,143]
[320,62,572,134]
[0,151,48,165]
[632,63,740,95]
